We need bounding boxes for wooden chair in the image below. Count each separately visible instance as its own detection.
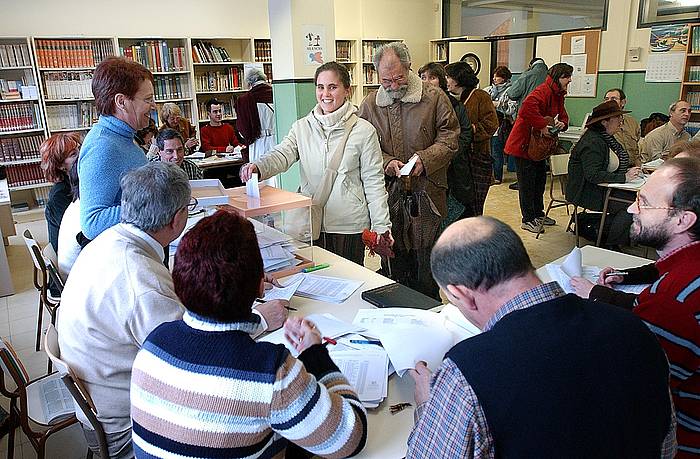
[537,153,573,239]
[44,325,109,459]
[0,338,79,459]
[22,230,60,357]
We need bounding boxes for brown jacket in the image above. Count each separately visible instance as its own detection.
[358,72,459,216]
[463,88,499,158]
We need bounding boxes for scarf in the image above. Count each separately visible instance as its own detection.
[600,131,629,172]
[235,82,273,143]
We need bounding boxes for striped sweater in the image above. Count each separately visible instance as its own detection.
[130,311,367,458]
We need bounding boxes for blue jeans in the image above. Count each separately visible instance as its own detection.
[491,136,505,181]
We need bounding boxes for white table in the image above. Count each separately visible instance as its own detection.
[595,179,644,246]
[278,246,417,459]
[536,245,653,282]
[559,125,584,147]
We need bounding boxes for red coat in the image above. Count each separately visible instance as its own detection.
[504,75,569,159]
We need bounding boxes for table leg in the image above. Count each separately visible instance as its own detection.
[596,188,612,247]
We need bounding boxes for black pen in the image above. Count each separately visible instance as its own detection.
[255,298,297,311]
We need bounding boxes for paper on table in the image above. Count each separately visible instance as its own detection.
[329,349,388,404]
[399,154,419,176]
[439,304,482,342]
[262,275,304,302]
[246,173,261,198]
[290,273,364,303]
[643,158,664,169]
[546,263,649,296]
[560,247,582,278]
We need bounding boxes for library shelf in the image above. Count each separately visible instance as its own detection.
[155,97,193,103]
[0,66,33,71]
[193,62,247,66]
[0,98,39,103]
[50,126,92,133]
[0,128,44,137]
[38,67,96,72]
[9,182,51,192]
[195,89,245,94]
[44,97,94,102]
[0,158,41,166]
[152,70,191,75]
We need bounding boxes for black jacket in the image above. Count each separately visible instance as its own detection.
[446,93,475,211]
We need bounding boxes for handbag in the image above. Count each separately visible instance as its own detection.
[527,128,558,161]
[309,114,358,240]
[386,178,442,253]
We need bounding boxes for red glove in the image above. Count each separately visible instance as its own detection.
[362,229,394,258]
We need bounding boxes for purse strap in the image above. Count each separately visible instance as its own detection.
[312,113,359,208]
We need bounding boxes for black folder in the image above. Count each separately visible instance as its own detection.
[361,283,442,310]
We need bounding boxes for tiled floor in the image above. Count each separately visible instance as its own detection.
[0,170,580,457]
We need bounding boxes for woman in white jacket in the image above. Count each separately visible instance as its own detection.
[240,62,391,265]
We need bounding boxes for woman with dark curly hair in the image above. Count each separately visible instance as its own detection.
[445,61,498,215]
[41,132,81,253]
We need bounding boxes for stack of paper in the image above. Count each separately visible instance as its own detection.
[284,273,364,303]
[254,220,301,272]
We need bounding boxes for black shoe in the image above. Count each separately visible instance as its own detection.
[509,181,519,190]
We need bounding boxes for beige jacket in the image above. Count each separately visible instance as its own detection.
[358,72,459,217]
[255,101,391,234]
[614,114,641,166]
[639,121,690,163]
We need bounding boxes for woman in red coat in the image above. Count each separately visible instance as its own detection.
[505,63,572,233]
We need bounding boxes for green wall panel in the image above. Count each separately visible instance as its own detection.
[272,81,316,191]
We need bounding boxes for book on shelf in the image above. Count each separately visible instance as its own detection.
[5,162,46,187]
[195,68,242,92]
[0,134,43,162]
[46,102,95,130]
[363,66,377,84]
[191,41,232,63]
[254,40,272,62]
[687,121,700,137]
[0,102,40,132]
[688,91,700,111]
[120,40,187,72]
[35,39,112,69]
[0,43,31,67]
[689,65,700,82]
[154,75,190,100]
[693,26,700,54]
[42,71,93,99]
[336,41,352,61]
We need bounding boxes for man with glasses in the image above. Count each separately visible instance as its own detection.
[358,41,459,299]
[604,88,641,166]
[572,157,700,455]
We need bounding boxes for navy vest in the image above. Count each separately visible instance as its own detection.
[447,294,671,458]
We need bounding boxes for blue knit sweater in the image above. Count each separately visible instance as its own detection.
[78,115,146,239]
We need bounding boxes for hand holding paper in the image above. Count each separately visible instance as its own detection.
[560,247,582,278]
[400,154,419,176]
[246,173,261,199]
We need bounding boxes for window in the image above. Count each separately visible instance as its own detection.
[638,0,700,27]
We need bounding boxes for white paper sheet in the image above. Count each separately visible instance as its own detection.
[399,154,419,176]
[262,275,305,302]
[290,273,364,303]
[560,247,583,278]
[246,173,261,198]
[40,378,75,422]
[329,349,388,403]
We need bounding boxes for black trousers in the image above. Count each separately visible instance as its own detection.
[314,232,365,266]
[515,156,547,223]
[381,246,439,300]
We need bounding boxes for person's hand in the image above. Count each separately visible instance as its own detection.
[255,299,289,331]
[185,137,199,149]
[540,126,553,137]
[225,145,235,153]
[570,277,595,299]
[386,229,395,247]
[385,159,404,177]
[625,167,641,182]
[240,163,259,182]
[408,361,432,406]
[264,273,281,290]
[411,156,425,176]
[284,317,322,353]
[598,267,623,287]
[554,120,566,130]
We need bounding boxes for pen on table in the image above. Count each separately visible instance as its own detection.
[350,339,382,345]
[303,263,330,273]
[254,299,297,311]
[605,271,628,278]
[323,336,337,345]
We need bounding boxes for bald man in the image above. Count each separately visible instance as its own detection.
[405,216,676,458]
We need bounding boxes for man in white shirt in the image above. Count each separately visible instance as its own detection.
[57,162,287,458]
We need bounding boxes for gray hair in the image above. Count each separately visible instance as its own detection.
[372,41,411,71]
[160,102,181,121]
[669,99,689,113]
[431,217,533,291]
[245,68,268,87]
[120,162,191,232]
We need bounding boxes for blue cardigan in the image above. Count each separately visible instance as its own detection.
[78,115,146,239]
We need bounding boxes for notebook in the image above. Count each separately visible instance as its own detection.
[361,283,442,310]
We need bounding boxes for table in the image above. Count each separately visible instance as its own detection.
[536,245,652,282]
[191,155,245,188]
[190,155,244,170]
[595,179,644,247]
[558,125,584,147]
[277,247,417,459]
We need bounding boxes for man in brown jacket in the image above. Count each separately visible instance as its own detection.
[358,41,459,299]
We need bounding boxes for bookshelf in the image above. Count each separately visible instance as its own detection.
[1,37,50,206]
[32,37,114,136]
[681,24,700,137]
[335,39,360,105]
[429,39,448,63]
[361,39,403,99]
[253,39,273,82]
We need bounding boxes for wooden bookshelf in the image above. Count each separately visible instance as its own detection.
[360,39,402,100]
[336,39,360,105]
[429,39,448,63]
[681,24,700,139]
[253,39,273,82]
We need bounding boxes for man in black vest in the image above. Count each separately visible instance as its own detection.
[405,216,676,458]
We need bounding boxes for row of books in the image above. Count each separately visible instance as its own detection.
[364,66,378,84]
[46,102,95,130]
[263,63,273,83]
[687,122,700,137]
[691,27,700,54]
[336,41,352,61]
[433,43,447,61]
[363,42,389,63]
[687,65,700,82]
[0,102,41,132]
[0,134,44,162]
[254,40,272,62]
[194,68,242,92]
[154,75,190,101]
[35,39,113,69]
[198,100,236,121]
[120,41,187,73]
[0,79,23,100]
[42,71,93,99]
[5,163,47,188]
[687,92,700,111]
[191,41,232,63]
[0,44,31,67]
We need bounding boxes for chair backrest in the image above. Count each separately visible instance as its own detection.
[42,245,65,293]
[22,229,47,274]
[0,338,29,390]
[550,153,570,177]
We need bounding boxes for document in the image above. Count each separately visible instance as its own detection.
[262,275,304,302]
[289,273,364,303]
[246,173,261,198]
[399,154,419,176]
[40,378,75,422]
[329,349,388,405]
[560,246,583,278]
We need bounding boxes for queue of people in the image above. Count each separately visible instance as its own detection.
[33,43,700,458]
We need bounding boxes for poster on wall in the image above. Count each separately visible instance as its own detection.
[561,54,596,97]
[302,25,326,66]
[646,23,688,82]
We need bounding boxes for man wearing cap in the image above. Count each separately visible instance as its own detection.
[604,88,641,166]
[566,100,641,248]
[639,100,691,163]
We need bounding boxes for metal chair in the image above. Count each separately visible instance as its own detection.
[44,325,109,459]
[537,153,573,239]
[21,230,60,358]
[0,338,79,459]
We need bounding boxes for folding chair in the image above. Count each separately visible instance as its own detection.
[537,153,573,239]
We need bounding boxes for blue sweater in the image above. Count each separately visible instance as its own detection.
[78,115,146,239]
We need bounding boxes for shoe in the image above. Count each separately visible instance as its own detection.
[538,216,556,226]
[493,179,502,185]
[521,220,544,233]
[509,182,519,190]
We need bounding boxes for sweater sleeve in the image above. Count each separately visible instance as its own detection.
[469,91,499,144]
[255,122,300,180]
[578,137,626,184]
[589,285,637,309]
[358,125,392,233]
[416,90,459,177]
[270,345,367,458]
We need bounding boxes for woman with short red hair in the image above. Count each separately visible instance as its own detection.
[40,132,81,253]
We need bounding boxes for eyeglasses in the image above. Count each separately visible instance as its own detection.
[380,75,407,86]
[634,190,675,213]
